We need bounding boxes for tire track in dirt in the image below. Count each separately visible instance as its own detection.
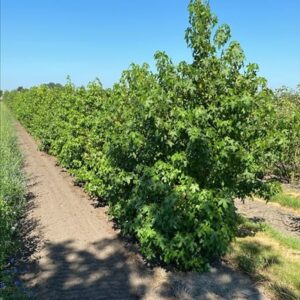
[16,122,266,300]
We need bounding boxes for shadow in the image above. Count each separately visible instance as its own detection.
[158,261,265,300]
[16,196,268,300]
[16,184,266,299]
[24,173,41,188]
[18,192,43,262]
[229,240,299,300]
[19,235,268,300]
[236,216,265,238]
[269,283,299,300]
[249,217,265,223]
[288,216,300,234]
[24,238,150,299]
[236,241,280,273]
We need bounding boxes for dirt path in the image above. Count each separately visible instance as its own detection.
[16,122,266,300]
[235,199,300,238]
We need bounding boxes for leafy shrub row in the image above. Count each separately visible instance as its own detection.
[270,87,300,182]
[5,0,281,270]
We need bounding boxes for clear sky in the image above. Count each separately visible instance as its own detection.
[1,0,299,90]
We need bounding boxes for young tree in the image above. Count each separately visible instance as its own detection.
[6,0,281,270]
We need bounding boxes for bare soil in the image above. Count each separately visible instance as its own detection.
[16,122,266,300]
[235,199,300,238]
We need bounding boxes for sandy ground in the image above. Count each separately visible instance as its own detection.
[16,122,266,300]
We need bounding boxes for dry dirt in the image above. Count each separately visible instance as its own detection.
[235,199,300,238]
[16,122,266,300]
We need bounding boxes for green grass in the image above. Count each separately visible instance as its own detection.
[0,102,28,299]
[236,215,266,236]
[228,217,300,300]
[264,224,300,251]
[270,192,300,212]
[239,215,300,251]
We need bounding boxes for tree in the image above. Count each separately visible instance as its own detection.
[271,86,300,182]
[6,0,280,270]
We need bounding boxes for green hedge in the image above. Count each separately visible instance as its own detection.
[271,87,300,182]
[5,0,280,270]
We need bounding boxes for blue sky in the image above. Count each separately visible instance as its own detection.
[1,0,299,90]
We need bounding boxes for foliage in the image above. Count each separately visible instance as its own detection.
[0,103,26,267]
[4,0,281,270]
[0,103,27,298]
[270,86,300,182]
[41,82,63,89]
[0,265,29,300]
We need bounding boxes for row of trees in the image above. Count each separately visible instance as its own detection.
[4,0,299,270]
[271,87,300,182]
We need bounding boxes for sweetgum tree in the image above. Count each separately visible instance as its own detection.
[84,0,279,269]
[271,86,300,182]
[6,0,280,270]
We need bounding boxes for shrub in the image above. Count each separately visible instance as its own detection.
[5,0,280,270]
[270,86,300,182]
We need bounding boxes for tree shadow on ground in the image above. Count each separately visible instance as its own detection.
[18,201,269,299]
[233,241,299,300]
[19,235,269,300]
[28,238,149,299]
[289,216,300,234]
[158,261,265,300]
[229,217,299,300]
[18,192,42,262]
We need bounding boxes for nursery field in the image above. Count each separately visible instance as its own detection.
[1,0,299,299]
[1,108,299,299]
